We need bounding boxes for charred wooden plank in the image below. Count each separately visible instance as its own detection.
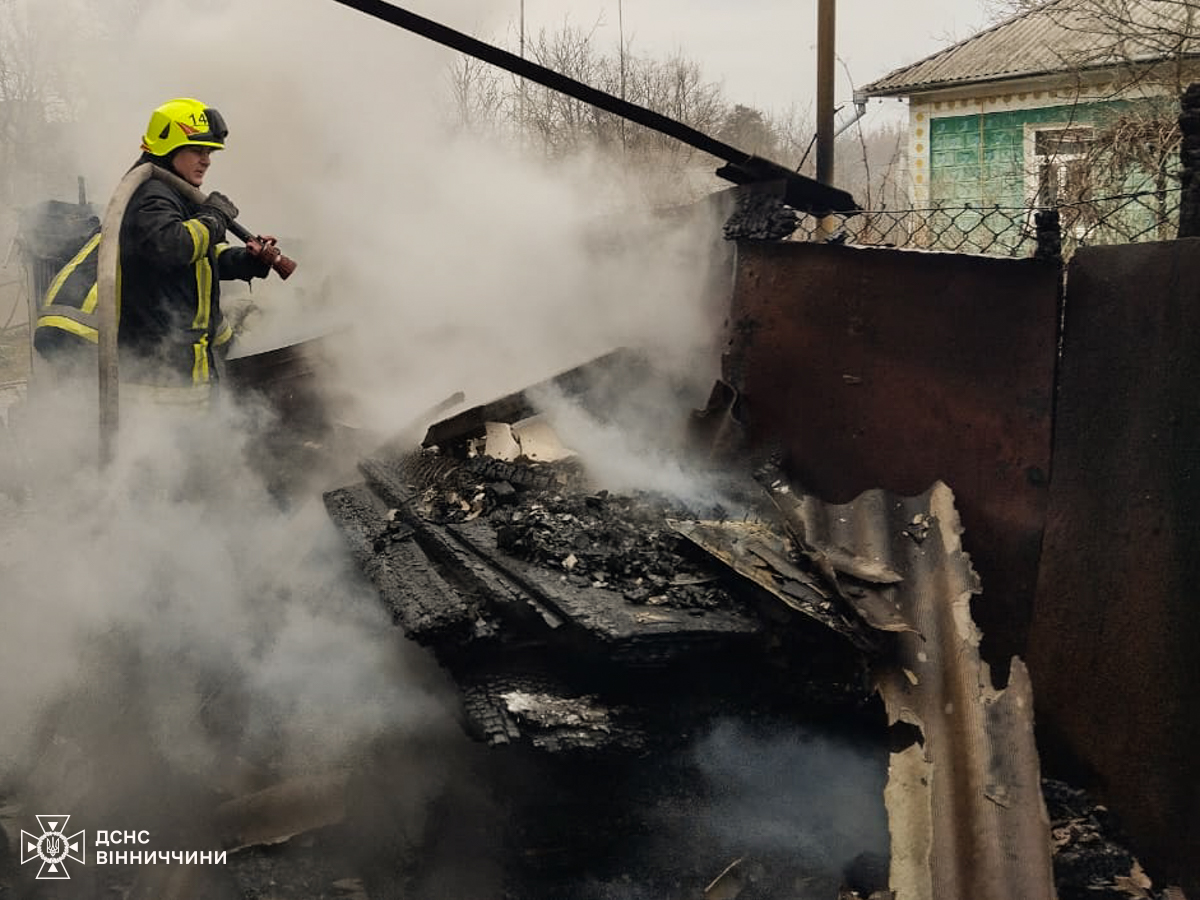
[446,519,760,666]
[322,484,477,644]
[358,456,566,635]
[357,456,419,509]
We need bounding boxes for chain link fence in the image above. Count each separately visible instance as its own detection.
[793,186,1183,259]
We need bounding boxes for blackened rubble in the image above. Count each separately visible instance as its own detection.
[324,431,895,897]
[722,182,801,242]
[298,348,1170,899]
[424,463,742,612]
[1044,779,1173,900]
[325,435,884,755]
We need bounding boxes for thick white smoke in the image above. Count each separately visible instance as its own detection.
[0,1,749,894]
[0,390,461,789]
[58,0,730,435]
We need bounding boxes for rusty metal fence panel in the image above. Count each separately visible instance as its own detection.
[1028,238,1200,895]
[722,241,1062,668]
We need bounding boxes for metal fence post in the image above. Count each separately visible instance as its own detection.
[1177,83,1200,238]
[1034,208,1062,262]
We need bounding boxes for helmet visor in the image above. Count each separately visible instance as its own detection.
[184,107,228,145]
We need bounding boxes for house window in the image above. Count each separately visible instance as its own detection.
[1032,126,1096,235]
[1035,128,1095,204]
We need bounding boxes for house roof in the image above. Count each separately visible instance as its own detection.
[859,0,1200,98]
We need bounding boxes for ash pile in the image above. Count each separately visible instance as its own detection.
[324,349,890,760]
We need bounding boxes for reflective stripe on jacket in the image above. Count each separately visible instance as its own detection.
[35,230,104,346]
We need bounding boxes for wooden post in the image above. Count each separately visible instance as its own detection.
[816,0,836,187]
[816,0,837,238]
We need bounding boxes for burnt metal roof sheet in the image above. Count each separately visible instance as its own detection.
[790,481,1056,900]
[859,0,1200,97]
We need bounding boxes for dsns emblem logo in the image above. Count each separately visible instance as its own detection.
[20,815,86,879]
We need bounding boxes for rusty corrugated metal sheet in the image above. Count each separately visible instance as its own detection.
[789,481,1055,899]
[1029,239,1200,896]
[859,0,1200,97]
[722,241,1061,668]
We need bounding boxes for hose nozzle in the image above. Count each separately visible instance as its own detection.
[228,221,297,280]
[246,236,297,280]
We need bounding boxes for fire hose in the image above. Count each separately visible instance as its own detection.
[96,163,297,464]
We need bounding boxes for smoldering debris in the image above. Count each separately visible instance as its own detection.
[329,445,875,720]
[319,349,904,897]
[326,433,884,751]
[318,342,1165,900]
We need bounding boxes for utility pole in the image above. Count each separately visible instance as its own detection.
[618,0,627,151]
[816,0,836,186]
[519,0,526,136]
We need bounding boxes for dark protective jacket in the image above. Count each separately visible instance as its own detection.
[35,172,266,385]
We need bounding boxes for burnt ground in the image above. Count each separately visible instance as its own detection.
[0,440,1179,900]
[0,602,1178,900]
[256,772,1187,900]
[220,772,1179,900]
[0,771,1176,900]
[0,726,1169,900]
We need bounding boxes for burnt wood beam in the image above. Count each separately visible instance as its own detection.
[328,0,860,215]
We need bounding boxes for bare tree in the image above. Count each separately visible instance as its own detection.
[514,21,613,156]
[440,21,907,209]
[766,102,816,170]
[836,122,907,210]
[0,0,139,208]
[984,0,1047,21]
[444,53,506,135]
[442,24,734,202]
[0,0,60,205]
[622,51,726,158]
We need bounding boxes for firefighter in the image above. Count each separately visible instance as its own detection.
[35,98,272,406]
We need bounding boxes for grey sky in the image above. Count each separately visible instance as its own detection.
[499,1,996,124]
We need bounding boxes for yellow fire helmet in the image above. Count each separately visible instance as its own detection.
[140,98,228,157]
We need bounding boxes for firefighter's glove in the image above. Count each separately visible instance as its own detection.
[200,191,239,224]
[246,235,279,279]
[196,191,239,243]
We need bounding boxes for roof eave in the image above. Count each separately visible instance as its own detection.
[860,54,1200,101]
[861,70,1076,100]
